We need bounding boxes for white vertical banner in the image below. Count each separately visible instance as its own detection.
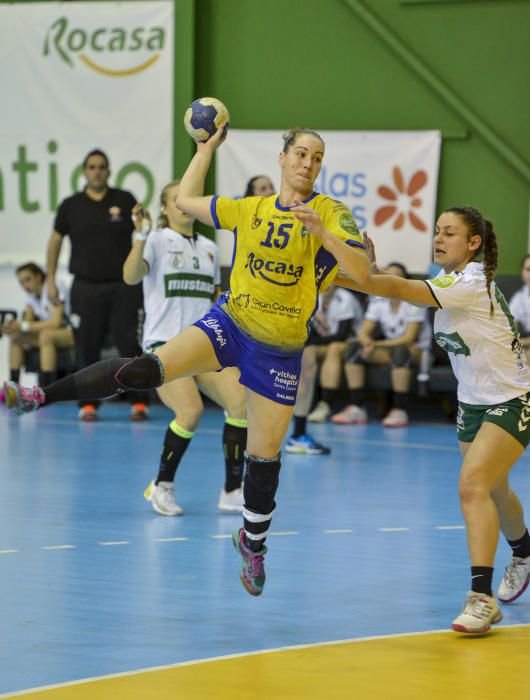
[0,1,174,263]
[216,130,441,273]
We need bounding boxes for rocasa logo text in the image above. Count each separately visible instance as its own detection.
[245,252,303,287]
[43,17,165,77]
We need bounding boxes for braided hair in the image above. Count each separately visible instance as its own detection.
[445,205,498,316]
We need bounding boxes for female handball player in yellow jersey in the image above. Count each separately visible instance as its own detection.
[5,126,371,596]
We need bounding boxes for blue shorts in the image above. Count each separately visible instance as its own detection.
[193,305,302,405]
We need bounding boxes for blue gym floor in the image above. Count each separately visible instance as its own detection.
[1,402,529,696]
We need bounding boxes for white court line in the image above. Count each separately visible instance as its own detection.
[0,526,469,554]
[30,417,530,458]
[329,435,460,453]
[98,541,131,546]
[435,525,465,530]
[4,623,528,699]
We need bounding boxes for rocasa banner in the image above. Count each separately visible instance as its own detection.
[0,1,174,263]
[216,130,441,273]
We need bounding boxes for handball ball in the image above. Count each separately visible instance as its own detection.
[183,97,230,143]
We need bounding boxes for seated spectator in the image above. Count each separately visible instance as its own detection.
[509,254,530,362]
[0,263,74,386]
[244,175,275,198]
[285,285,363,454]
[306,285,364,422]
[332,262,430,428]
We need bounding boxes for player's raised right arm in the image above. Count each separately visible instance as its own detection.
[176,127,226,227]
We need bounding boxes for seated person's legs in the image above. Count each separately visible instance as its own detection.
[332,340,374,424]
[382,345,421,427]
[9,329,39,382]
[38,327,75,386]
[308,341,346,422]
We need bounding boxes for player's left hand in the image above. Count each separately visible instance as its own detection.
[290,201,325,238]
[131,202,152,235]
[362,231,377,266]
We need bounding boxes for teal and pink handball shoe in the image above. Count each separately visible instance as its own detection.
[232,527,267,596]
[3,381,45,415]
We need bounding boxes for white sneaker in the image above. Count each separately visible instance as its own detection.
[382,408,409,427]
[218,487,244,512]
[331,404,367,425]
[451,591,503,633]
[497,555,530,603]
[144,480,183,516]
[308,400,331,423]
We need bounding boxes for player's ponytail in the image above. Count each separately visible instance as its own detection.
[445,205,498,317]
[482,218,498,317]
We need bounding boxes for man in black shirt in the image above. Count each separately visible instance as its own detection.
[46,149,148,421]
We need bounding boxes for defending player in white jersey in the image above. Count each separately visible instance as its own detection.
[123,181,247,515]
[338,205,530,634]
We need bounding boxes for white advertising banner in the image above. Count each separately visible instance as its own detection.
[216,130,441,273]
[0,1,174,263]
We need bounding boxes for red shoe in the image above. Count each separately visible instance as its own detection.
[130,402,149,421]
[78,404,98,422]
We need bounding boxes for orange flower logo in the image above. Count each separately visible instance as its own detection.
[374,167,428,232]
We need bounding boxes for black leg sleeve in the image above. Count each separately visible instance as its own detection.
[43,355,164,405]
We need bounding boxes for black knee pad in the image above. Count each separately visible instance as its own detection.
[113,353,164,391]
[344,339,365,365]
[243,453,281,515]
[390,345,412,368]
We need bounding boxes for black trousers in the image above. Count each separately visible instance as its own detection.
[70,278,146,406]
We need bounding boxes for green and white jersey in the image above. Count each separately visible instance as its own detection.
[425,262,529,405]
[509,285,530,335]
[141,227,220,350]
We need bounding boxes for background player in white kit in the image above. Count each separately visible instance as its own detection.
[1,262,74,388]
[338,205,530,634]
[123,181,247,515]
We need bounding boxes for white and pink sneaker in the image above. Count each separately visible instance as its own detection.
[331,405,367,425]
[382,408,408,427]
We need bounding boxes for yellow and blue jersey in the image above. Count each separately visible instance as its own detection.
[211,192,365,350]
